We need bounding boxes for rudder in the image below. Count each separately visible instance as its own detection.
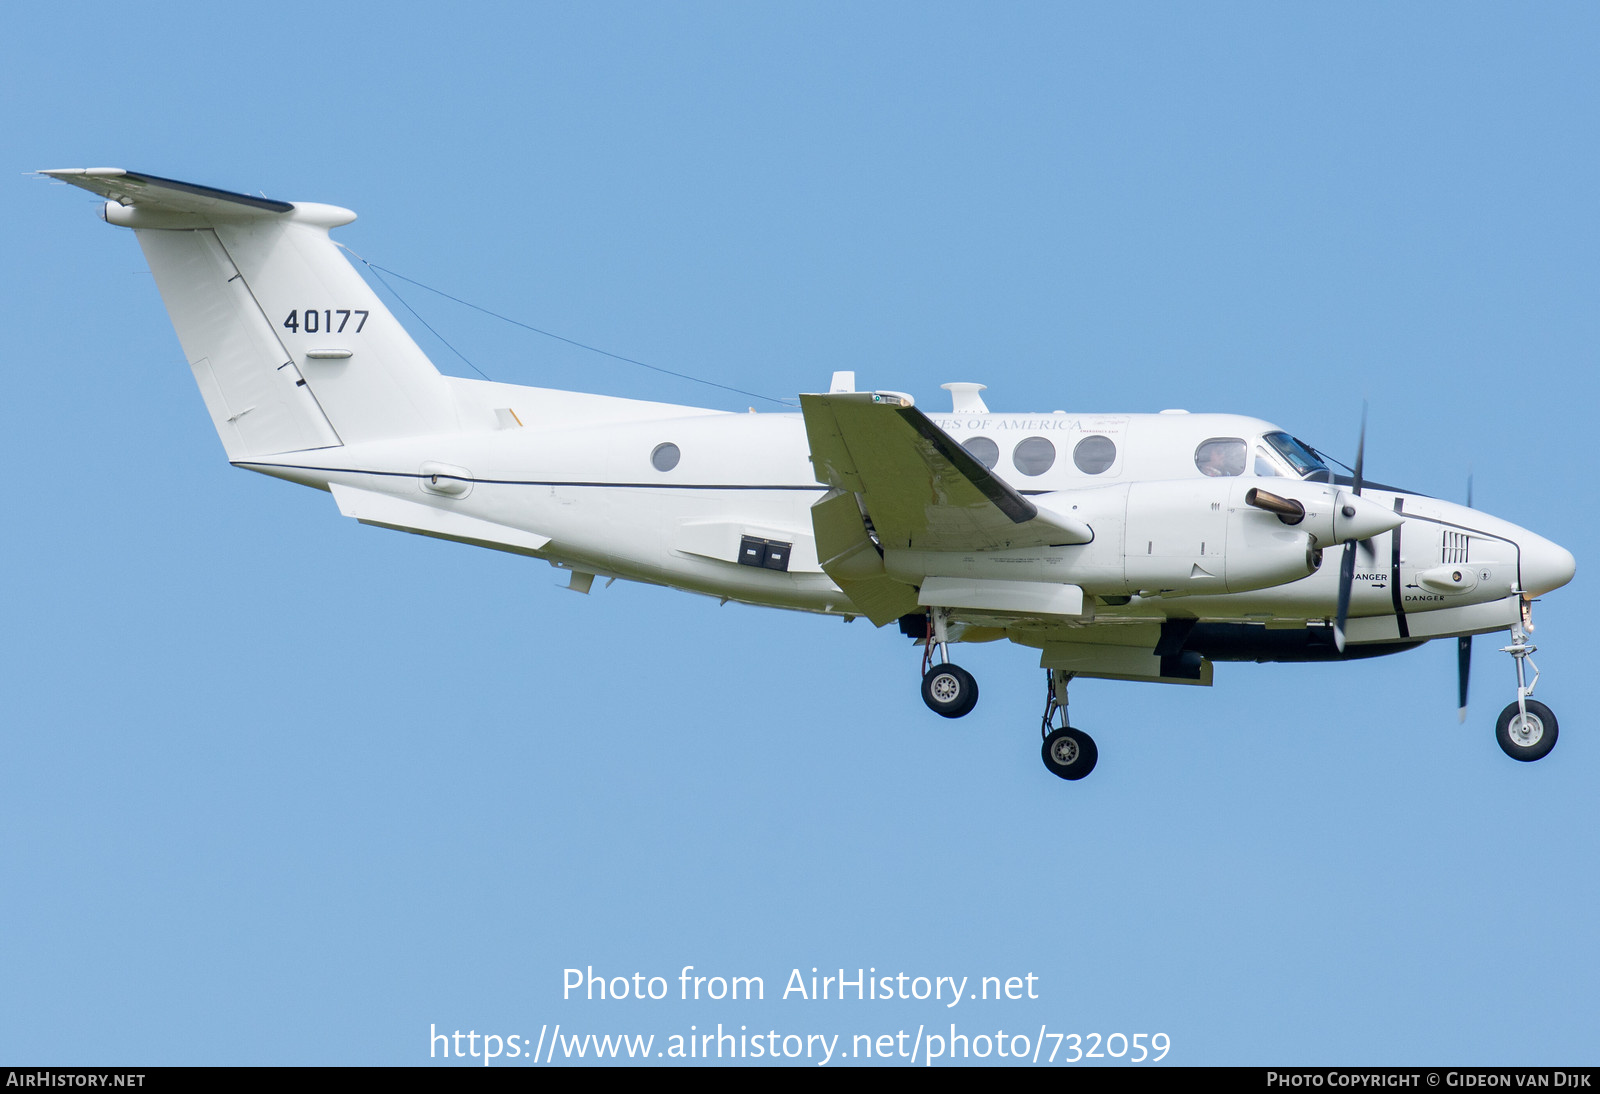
[136,225,343,459]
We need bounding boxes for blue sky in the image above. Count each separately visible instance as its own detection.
[4,2,1596,1066]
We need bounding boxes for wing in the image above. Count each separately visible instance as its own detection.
[800,391,1092,551]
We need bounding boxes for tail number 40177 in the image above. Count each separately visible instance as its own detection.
[284,309,368,334]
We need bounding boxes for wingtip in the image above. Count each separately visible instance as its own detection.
[38,167,127,178]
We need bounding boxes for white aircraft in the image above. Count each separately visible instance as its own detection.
[42,168,1577,782]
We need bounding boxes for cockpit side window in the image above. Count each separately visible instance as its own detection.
[1253,446,1284,476]
[1263,432,1330,479]
[1195,438,1247,477]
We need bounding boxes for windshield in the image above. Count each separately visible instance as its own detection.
[1263,432,1331,480]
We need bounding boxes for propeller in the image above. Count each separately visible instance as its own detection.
[1458,471,1474,722]
[1332,404,1367,653]
[1354,420,1381,561]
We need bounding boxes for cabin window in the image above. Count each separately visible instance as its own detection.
[964,436,999,469]
[1195,438,1246,477]
[1013,436,1056,476]
[651,442,681,472]
[1073,435,1117,475]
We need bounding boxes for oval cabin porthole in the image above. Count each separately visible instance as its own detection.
[964,436,999,470]
[1073,435,1117,475]
[651,442,681,472]
[1012,437,1056,476]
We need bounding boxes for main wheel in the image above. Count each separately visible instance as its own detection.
[921,663,978,718]
[1496,700,1558,762]
[1041,727,1098,781]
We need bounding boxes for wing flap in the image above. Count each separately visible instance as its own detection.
[808,488,920,625]
[919,577,1088,617]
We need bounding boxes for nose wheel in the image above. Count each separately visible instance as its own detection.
[1496,699,1557,762]
[1495,601,1559,762]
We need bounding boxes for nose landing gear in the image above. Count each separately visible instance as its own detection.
[1496,699,1557,762]
[1495,600,1558,762]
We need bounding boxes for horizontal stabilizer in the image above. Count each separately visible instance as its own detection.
[331,485,551,556]
[40,168,293,217]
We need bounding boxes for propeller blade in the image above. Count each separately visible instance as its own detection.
[1334,541,1356,653]
[1466,471,1473,510]
[1334,404,1371,654]
[1457,635,1471,723]
[1351,402,1367,497]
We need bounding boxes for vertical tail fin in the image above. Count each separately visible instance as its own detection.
[44,169,458,460]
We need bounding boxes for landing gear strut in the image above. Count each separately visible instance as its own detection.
[1039,669,1097,780]
[1495,600,1558,762]
[918,608,978,718]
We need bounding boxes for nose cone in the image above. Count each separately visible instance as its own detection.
[1522,533,1576,597]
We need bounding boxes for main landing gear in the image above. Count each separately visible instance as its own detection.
[917,608,978,719]
[922,662,978,718]
[910,610,1098,781]
[1495,601,1558,762]
[1040,669,1097,781]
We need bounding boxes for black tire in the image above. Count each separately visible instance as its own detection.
[1041,727,1098,781]
[1496,700,1558,762]
[921,663,978,718]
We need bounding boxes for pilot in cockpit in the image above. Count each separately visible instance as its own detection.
[1195,438,1247,477]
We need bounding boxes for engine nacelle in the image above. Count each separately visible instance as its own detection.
[885,478,1325,602]
[1122,479,1321,597]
